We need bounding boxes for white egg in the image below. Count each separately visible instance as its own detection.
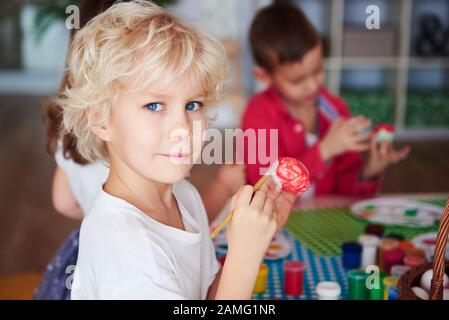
[420,269,449,292]
[444,289,449,300]
[412,287,429,300]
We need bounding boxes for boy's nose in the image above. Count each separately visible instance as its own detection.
[307,77,319,93]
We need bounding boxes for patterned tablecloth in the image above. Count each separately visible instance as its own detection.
[213,197,447,300]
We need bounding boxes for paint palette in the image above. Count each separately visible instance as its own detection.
[351,198,442,228]
[411,232,449,261]
[264,232,292,260]
[213,231,292,261]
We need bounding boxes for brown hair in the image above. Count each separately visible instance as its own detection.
[44,0,126,164]
[249,2,321,73]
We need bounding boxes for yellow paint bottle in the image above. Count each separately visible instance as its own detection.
[254,263,269,294]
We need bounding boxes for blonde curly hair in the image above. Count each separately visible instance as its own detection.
[56,0,227,162]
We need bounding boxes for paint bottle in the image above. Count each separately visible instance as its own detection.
[390,265,410,278]
[383,276,398,300]
[379,239,399,272]
[316,281,341,300]
[358,234,380,269]
[403,254,426,268]
[387,286,399,300]
[253,263,268,294]
[348,270,369,300]
[398,240,415,252]
[284,261,304,296]
[369,271,387,300]
[342,242,362,269]
[403,247,426,259]
[383,248,404,274]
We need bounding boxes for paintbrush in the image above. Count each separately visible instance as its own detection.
[210,157,310,238]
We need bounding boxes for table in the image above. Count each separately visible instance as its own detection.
[247,193,448,300]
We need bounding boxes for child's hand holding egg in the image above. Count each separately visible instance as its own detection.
[373,123,395,144]
[362,122,411,179]
[319,116,372,162]
[259,157,310,229]
[211,157,310,237]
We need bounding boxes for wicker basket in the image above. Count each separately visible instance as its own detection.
[398,197,449,300]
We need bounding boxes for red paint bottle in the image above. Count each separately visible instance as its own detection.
[284,261,305,296]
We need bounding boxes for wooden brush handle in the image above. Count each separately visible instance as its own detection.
[429,197,449,300]
[210,174,270,238]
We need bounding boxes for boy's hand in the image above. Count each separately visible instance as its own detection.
[227,185,277,263]
[362,138,411,179]
[319,116,372,162]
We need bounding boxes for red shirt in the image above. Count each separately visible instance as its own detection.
[240,86,382,196]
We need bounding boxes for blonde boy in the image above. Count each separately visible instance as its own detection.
[58,1,282,300]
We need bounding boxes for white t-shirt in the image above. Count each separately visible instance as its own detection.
[71,179,220,300]
[54,143,109,215]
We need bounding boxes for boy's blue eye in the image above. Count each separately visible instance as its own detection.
[144,102,164,112]
[186,101,202,111]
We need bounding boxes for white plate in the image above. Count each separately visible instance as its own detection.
[213,232,292,261]
[351,198,442,228]
[263,232,292,261]
[411,232,449,261]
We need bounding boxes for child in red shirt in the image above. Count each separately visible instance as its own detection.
[242,3,410,197]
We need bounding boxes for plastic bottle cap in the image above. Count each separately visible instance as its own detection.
[348,270,367,280]
[399,240,415,251]
[384,234,405,241]
[383,276,399,287]
[258,263,268,277]
[284,261,305,271]
[403,254,426,268]
[380,239,399,251]
[390,265,411,278]
[316,281,341,298]
[358,234,380,246]
[404,248,426,258]
[342,242,363,253]
[364,223,385,237]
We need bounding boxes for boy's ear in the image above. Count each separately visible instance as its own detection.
[253,66,273,87]
[86,107,111,142]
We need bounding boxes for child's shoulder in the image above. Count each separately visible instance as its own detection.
[82,179,207,237]
[81,191,147,244]
[242,87,283,128]
[80,189,179,261]
[245,87,278,113]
